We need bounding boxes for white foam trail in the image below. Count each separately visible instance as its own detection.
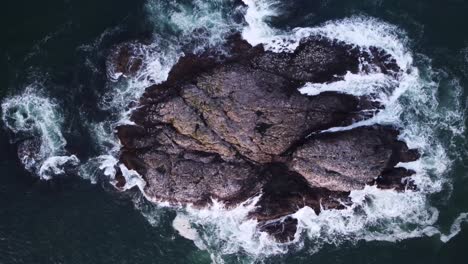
[39,155,80,180]
[1,86,79,179]
[294,17,411,66]
[299,72,396,99]
[440,213,468,243]
[146,0,244,50]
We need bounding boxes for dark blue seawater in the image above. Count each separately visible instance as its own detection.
[1,0,467,263]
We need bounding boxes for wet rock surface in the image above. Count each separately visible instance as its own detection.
[114,35,419,241]
[290,126,419,192]
[106,42,145,81]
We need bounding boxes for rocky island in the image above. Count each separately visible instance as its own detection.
[111,34,419,241]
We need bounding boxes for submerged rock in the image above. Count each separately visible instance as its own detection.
[106,41,154,81]
[113,34,418,241]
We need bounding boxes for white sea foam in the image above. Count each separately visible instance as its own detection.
[440,213,468,243]
[39,155,80,180]
[146,0,244,52]
[101,39,181,118]
[1,86,79,179]
[173,214,201,242]
[293,186,440,249]
[299,72,396,99]
[181,196,291,258]
[241,0,280,46]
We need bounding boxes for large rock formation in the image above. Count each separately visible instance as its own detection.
[112,34,419,241]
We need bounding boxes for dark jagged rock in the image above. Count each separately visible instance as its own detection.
[249,164,350,221]
[113,34,417,242]
[252,38,360,83]
[251,37,400,83]
[374,167,417,191]
[258,216,298,243]
[106,42,144,80]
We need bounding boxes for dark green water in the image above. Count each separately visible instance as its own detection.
[1,0,467,263]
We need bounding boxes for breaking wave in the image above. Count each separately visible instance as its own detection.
[1,86,79,179]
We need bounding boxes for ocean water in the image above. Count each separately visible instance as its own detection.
[1,0,468,263]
